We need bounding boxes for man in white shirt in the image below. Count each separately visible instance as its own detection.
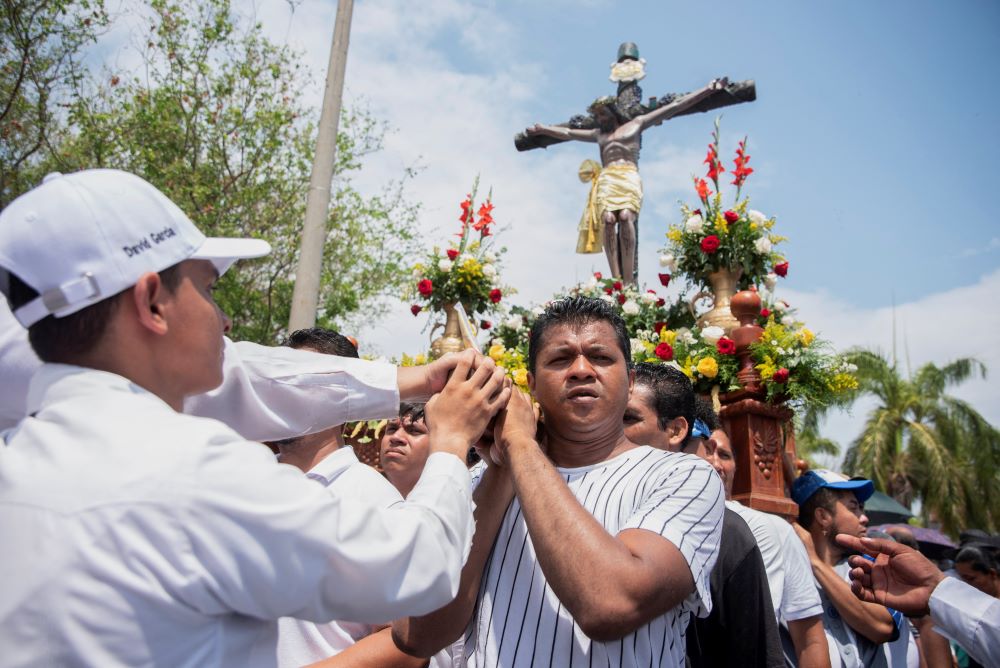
[394,297,724,667]
[0,169,509,667]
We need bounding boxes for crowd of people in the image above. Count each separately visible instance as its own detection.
[0,169,997,667]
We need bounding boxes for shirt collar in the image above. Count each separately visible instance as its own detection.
[305,446,360,486]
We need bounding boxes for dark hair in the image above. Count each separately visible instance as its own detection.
[633,362,694,437]
[527,297,630,373]
[398,402,426,424]
[694,396,721,431]
[798,487,840,529]
[6,265,183,364]
[284,327,359,358]
[955,545,998,575]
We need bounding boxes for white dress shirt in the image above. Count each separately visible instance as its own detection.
[0,365,474,667]
[929,576,1000,667]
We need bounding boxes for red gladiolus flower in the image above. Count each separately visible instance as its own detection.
[658,273,671,287]
[760,308,771,318]
[474,201,494,234]
[417,279,433,297]
[695,179,711,201]
[701,235,721,253]
[480,320,492,330]
[724,210,739,224]
[447,248,459,260]
[731,138,754,187]
[656,298,665,307]
[594,271,603,279]
[410,304,422,316]
[704,144,725,180]
[774,261,789,277]
[772,368,790,384]
[489,288,502,304]
[654,342,674,361]
[716,337,737,355]
[617,293,627,305]
[653,321,667,334]
[459,196,472,223]
[613,280,623,291]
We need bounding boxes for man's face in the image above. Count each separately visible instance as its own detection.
[955,561,999,597]
[707,429,735,497]
[379,414,430,488]
[162,260,232,396]
[623,384,674,451]
[827,491,869,545]
[529,320,632,440]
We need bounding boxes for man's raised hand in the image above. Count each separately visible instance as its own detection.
[835,534,945,616]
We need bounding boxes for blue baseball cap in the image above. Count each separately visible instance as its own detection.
[792,469,874,506]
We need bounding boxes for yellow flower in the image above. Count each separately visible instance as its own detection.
[715,211,728,235]
[413,353,427,365]
[660,328,677,345]
[749,222,757,231]
[513,369,529,387]
[488,343,506,362]
[756,357,776,380]
[667,228,683,242]
[642,340,655,354]
[829,373,859,392]
[681,356,695,379]
[798,328,815,347]
[696,357,719,378]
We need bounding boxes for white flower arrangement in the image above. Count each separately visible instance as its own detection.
[700,325,725,345]
[754,237,772,254]
[685,214,704,234]
[438,259,453,273]
[609,57,647,83]
[622,300,640,316]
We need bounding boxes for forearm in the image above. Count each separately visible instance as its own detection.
[306,628,427,668]
[641,85,716,128]
[395,365,432,402]
[393,466,514,657]
[909,616,953,668]
[811,559,895,642]
[788,616,831,668]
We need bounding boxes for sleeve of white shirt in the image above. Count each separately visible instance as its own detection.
[620,454,725,618]
[0,300,38,431]
[928,576,1000,667]
[183,338,399,442]
[175,435,474,625]
[776,519,824,621]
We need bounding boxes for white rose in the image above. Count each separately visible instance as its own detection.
[482,263,497,278]
[676,328,696,345]
[764,273,778,291]
[748,209,767,225]
[685,214,704,234]
[584,276,598,289]
[622,300,640,315]
[658,254,677,272]
[482,251,497,263]
[781,316,795,327]
[504,315,524,331]
[754,237,772,254]
[600,294,615,304]
[438,259,453,272]
[700,325,725,345]
[630,337,644,353]
[773,300,789,312]
[640,291,658,304]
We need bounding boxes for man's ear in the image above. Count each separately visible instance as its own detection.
[814,506,833,532]
[665,416,688,450]
[130,272,169,336]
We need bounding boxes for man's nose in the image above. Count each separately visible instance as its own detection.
[568,354,596,378]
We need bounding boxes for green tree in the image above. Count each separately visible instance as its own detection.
[842,349,1000,535]
[5,0,419,343]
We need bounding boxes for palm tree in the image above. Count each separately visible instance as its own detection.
[843,349,1000,536]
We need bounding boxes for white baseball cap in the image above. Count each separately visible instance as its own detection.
[0,169,271,327]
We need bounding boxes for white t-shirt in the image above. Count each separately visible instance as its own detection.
[0,364,473,667]
[465,447,724,667]
[726,500,823,623]
[274,448,404,667]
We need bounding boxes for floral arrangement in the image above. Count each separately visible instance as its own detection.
[662,119,789,292]
[409,181,510,327]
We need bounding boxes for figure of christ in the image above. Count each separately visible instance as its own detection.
[524,78,727,285]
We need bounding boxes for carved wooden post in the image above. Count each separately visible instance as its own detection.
[720,289,798,519]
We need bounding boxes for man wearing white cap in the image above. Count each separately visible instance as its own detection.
[0,169,509,666]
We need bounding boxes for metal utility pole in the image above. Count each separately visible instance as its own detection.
[288,0,354,331]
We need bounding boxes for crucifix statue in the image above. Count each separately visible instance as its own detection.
[515,42,756,285]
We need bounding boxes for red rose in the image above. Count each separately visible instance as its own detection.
[417,279,433,296]
[594,271,603,279]
[617,293,627,305]
[724,210,739,224]
[772,368,790,384]
[774,261,789,277]
[447,248,459,260]
[653,321,667,334]
[489,288,502,304]
[716,337,737,355]
[613,280,623,291]
[658,273,671,287]
[480,320,491,330]
[656,298,665,307]
[654,342,674,361]
[701,235,721,253]
[692,209,702,216]
[410,304,422,316]
[759,308,770,318]
[604,287,613,295]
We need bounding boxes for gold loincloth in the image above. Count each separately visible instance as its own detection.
[576,161,643,254]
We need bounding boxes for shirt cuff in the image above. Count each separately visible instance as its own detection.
[929,576,993,639]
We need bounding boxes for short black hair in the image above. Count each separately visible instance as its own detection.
[693,396,722,431]
[5,265,183,364]
[284,327,359,358]
[398,402,426,424]
[955,545,998,575]
[527,297,630,373]
[633,362,694,438]
[798,487,840,529]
